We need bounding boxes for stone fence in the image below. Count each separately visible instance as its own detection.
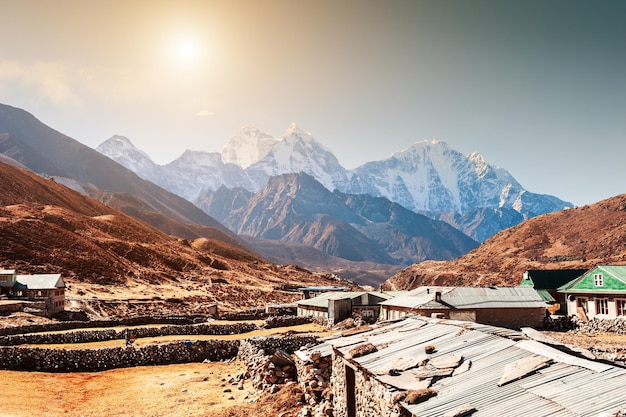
[263,315,313,329]
[0,322,258,346]
[0,340,239,371]
[0,315,206,337]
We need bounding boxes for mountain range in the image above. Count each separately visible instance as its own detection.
[97,124,572,243]
[0,102,577,288]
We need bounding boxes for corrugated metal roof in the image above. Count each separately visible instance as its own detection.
[297,316,626,417]
[296,291,398,308]
[14,274,64,290]
[443,287,547,309]
[296,291,366,308]
[380,286,547,310]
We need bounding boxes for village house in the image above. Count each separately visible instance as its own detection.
[519,269,588,314]
[295,316,626,417]
[296,291,402,325]
[379,286,548,329]
[558,265,626,320]
[0,269,66,316]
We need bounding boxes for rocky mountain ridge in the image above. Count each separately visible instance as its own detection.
[214,172,477,266]
[97,125,572,241]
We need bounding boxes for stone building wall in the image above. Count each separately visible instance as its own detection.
[295,349,334,416]
[331,351,410,417]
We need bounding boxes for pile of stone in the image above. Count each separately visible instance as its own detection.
[295,349,334,417]
[238,342,297,394]
[572,316,626,335]
[237,336,319,395]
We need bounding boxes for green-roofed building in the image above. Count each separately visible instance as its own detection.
[520,269,588,314]
[558,265,626,319]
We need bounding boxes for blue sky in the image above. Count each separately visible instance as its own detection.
[0,0,624,206]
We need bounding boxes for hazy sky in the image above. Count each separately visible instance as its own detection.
[1,0,624,207]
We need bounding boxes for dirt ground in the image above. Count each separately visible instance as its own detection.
[0,360,305,417]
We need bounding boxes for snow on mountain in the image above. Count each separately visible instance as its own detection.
[97,136,254,201]
[220,124,278,168]
[164,150,254,201]
[346,140,554,216]
[96,126,573,241]
[96,135,160,179]
[245,123,352,191]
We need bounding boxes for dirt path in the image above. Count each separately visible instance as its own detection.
[0,361,254,417]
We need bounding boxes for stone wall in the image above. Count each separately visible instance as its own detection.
[0,316,206,336]
[572,316,626,334]
[331,351,410,417]
[295,349,334,417]
[0,322,258,346]
[263,315,313,329]
[237,336,319,395]
[0,340,239,371]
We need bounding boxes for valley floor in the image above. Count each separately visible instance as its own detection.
[0,360,305,417]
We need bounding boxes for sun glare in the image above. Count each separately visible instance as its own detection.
[176,38,198,63]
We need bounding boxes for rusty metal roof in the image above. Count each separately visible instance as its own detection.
[297,316,626,416]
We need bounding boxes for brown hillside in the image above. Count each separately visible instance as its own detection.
[0,162,353,317]
[383,195,626,290]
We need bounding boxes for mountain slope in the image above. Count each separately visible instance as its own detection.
[383,194,626,290]
[221,173,477,266]
[0,162,352,316]
[0,103,245,247]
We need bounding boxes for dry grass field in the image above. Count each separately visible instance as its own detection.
[0,321,332,417]
[0,360,284,417]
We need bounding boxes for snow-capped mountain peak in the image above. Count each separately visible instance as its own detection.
[97,135,151,160]
[283,122,309,138]
[221,124,278,169]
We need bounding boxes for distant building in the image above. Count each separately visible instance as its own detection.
[380,286,548,329]
[520,269,588,314]
[558,265,626,320]
[0,269,66,316]
[296,291,403,325]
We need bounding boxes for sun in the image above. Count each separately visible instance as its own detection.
[175,38,199,63]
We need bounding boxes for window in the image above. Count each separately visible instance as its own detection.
[594,274,604,286]
[617,299,626,316]
[596,299,609,315]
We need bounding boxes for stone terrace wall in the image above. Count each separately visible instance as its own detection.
[0,322,258,346]
[0,340,239,371]
[0,316,205,336]
[263,315,312,329]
